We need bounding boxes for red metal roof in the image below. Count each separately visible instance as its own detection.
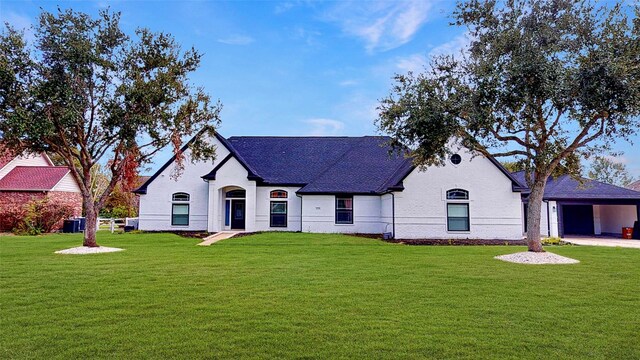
[0,166,70,191]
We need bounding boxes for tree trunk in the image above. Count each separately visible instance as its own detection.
[526,176,547,253]
[83,205,99,247]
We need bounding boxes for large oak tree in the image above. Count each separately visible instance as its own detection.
[0,9,221,246]
[377,0,640,252]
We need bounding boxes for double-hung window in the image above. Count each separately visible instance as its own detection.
[446,189,469,231]
[172,192,190,226]
[270,201,287,227]
[335,196,353,224]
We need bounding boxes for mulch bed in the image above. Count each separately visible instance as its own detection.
[142,231,212,239]
[385,238,527,246]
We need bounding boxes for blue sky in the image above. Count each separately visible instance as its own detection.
[1,0,638,178]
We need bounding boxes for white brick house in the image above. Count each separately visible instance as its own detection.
[135,133,529,240]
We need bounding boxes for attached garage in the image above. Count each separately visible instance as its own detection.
[514,171,640,239]
[561,204,595,236]
[558,201,639,237]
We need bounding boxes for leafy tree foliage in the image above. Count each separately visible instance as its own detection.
[0,9,221,246]
[588,156,635,187]
[377,0,640,251]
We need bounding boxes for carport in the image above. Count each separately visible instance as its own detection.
[514,171,640,240]
[558,200,639,237]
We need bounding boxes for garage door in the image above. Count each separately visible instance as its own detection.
[562,205,594,235]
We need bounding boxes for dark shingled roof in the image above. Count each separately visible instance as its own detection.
[628,180,640,192]
[136,133,525,195]
[512,171,640,200]
[226,136,412,194]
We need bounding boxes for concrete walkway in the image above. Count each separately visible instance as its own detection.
[197,231,242,246]
[563,236,640,249]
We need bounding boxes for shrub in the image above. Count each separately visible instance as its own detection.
[542,237,562,246]
[0,202,27,231]
[11,197,75,235]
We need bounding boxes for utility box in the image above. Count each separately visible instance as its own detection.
[76,217,86,231]
[63,219,80,233]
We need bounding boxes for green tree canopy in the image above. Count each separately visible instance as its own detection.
[588,156,635,187]
[0,9,221,246]
[378,0,640,251]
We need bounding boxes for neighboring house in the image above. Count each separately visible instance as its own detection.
[628,180,640,192]
[513,172,640,238]
[0,150,82,231]
[135,134,526,239]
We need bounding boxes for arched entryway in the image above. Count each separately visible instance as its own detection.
[221,186,246,230]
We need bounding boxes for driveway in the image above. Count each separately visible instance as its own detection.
[563,236,640,249]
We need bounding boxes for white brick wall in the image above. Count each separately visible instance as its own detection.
[393,147,523,239]
[301,195,384,234]
[138,135,229,231]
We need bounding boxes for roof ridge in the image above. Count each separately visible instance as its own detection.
[227,135,387,139]
[12,165,69,169]
[298,137,370,191]
[375,155,413,193]
[573,175,640,193]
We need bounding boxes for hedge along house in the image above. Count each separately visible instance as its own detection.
[513,172,640,238]
[0,150,82,231]
[134,133,528,239]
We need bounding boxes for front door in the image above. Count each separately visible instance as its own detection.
[231,200,246,230]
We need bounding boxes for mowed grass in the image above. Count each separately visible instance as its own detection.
[1,232,639,359]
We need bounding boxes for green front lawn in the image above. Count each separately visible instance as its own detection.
[1,232,639,359]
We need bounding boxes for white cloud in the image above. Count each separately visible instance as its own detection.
[339,79,358,86]
[275,1,296,14]
[304,118,345,136]
[395,54,428,73]
[217,35,255,45]
[323,0,435,52]
[428,32,471,59]
[599,154,628,164]
[292,26,322,46]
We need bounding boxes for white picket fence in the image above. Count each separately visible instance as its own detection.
[97,217,139,233]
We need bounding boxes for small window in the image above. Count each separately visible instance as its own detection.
[270,201,287,227]
[172,204,189,226]
[224,200,231,227]
[335,196,353,224]
[270,190,288,198]
[446,189,469,200]
[172,192,190,202]
[447,203,469,231]
[450,154,462,165]
[226,190,246,198]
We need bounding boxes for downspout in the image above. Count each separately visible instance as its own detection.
[297,193,303,232]
[391,192,395,239]
[545,200,551,237]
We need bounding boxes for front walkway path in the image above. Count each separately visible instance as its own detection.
[197,231,243,246]
[563,236,640,249]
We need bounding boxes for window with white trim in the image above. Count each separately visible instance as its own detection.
[270,201,287,227]
[171,192,190,226]
[446,189,469,231]
[335,196,353,224]
[446,189,469,200]
[270,190,288,199]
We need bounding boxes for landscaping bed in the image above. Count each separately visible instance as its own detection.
[386,238,528,246]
